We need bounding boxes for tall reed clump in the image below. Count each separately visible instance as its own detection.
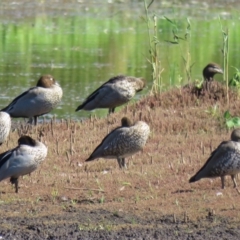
[165,17,194,86]
[144,0,164,95]
[219,17,236,129]
[219,17,229,107]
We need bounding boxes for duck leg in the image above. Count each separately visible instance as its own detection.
[28,117,33,124]
[117,157,127,169]
[10,177,19,193]
[27,116,38,125]
[221,176,225,189]
[121,158,127,169]
[108,108,115,114]
[34,116,38,126]
[231,175,237,188]
[117,157,122,168]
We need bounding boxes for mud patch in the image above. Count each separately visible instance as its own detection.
[1,209,240,239]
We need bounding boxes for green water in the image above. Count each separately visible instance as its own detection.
[0,1,240,119]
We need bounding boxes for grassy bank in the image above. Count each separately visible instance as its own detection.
[1,87,240,228]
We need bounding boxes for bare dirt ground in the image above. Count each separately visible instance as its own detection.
[1,85,240,239]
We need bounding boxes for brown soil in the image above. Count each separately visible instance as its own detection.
[1,84,240,239]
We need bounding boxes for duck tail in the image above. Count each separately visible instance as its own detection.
[85,156,94,162]
[1,106,8,112]
[75,104,83,112]
[189,175,198,183]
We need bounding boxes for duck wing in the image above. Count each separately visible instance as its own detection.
[75,76,126,111]
[1,87,37,112]
[86,127,129,161]
[0,148,15,171]
[189,141,236,182]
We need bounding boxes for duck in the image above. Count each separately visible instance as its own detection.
[203,63,224,82]
[0,135,48,193]
[202,63,224,92]
[1,75,63,125]
[0,112,11,145]
[85,117,150,169]
[189,128,240,189]
[75,75,146,114]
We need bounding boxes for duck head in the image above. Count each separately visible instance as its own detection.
[231,128,240,142]
[136,78,146,92]
[18,135,36,146]
[203,63,223,82]
[36,75,56,88]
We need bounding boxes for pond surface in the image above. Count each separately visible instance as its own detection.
[0,0,240,119]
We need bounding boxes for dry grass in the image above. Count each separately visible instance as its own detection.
[1,84,240,224]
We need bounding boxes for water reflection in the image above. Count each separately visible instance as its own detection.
[0,1,240,119]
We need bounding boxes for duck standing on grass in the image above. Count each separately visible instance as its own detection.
[85,117,150,169]
[0,112,11,145]
[1,75,63,125]
[0,135,47,193]
[75,75,146,114]
[189,128,240,189]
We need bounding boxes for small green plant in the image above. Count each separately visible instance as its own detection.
[51,188,59,201]
[223,110,240,129]
[99,195,105,204]
[144,195,154,200]
[78,222,114,231]
[95,178,104,192]
[194,79,204,90]
[135,194,140,203]
[205,104,219,117]
[131,218,137,225]
[122,182,131,186]
[61,204,67,210]
[35,197,41,204]
[71,199,77,205]
[229,66,240,89]
[114,197,125,202]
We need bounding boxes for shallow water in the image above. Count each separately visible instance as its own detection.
[0,0,240,120]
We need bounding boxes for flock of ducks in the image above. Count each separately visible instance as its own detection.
[0,62,239,193]
[0,74,147,192]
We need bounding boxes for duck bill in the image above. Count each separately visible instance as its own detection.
[217,69,224,74]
